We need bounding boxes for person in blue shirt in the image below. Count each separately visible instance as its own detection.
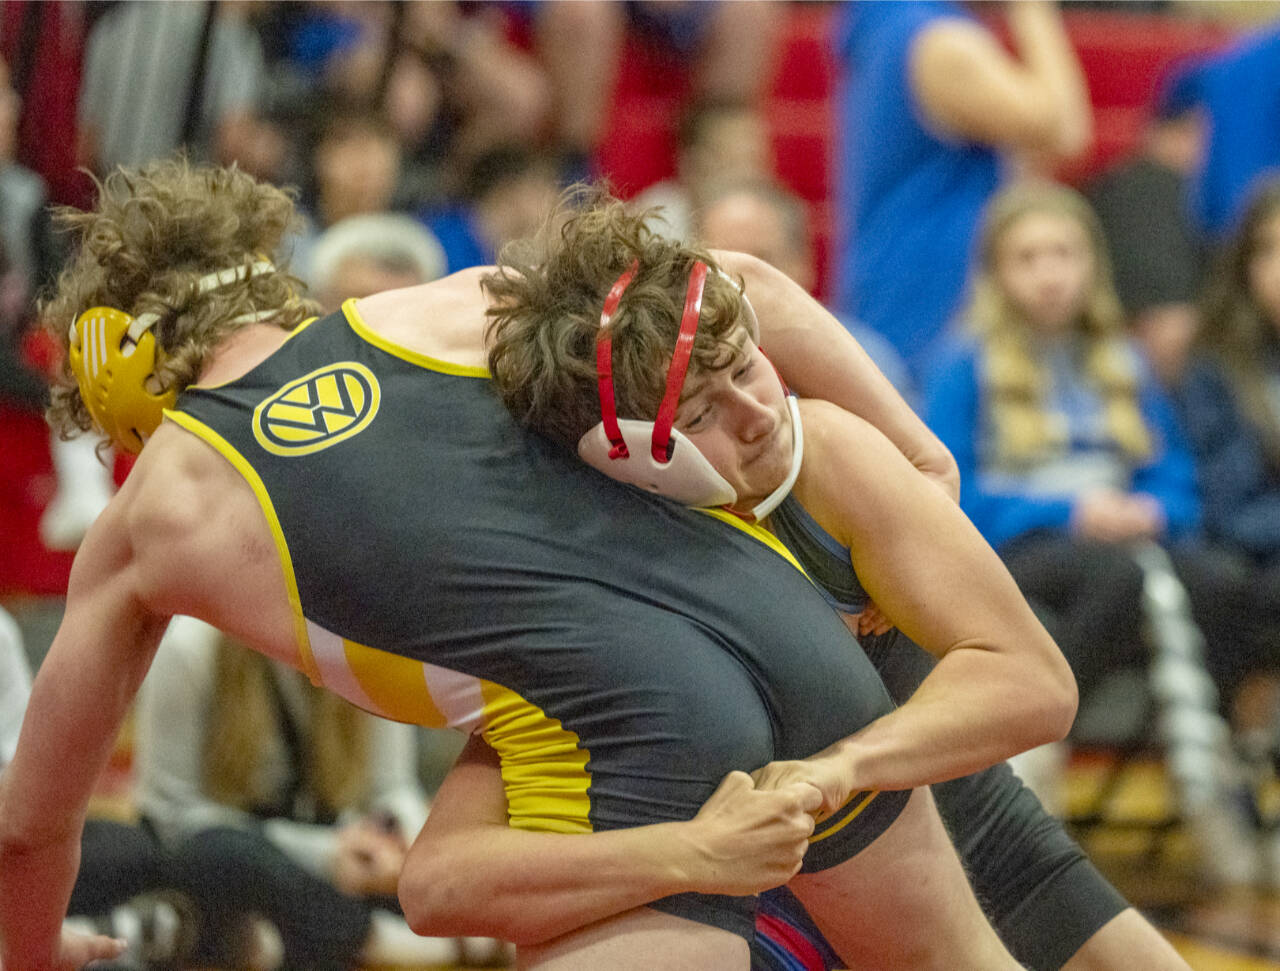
[1172,25,1280,241]
[924,179,1254,732]
[832,0,1091,376]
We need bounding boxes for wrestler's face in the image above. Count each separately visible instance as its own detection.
[675,330,793,510]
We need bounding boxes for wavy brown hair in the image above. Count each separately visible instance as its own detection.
[967,180,1151,466]
[1197,176,1280,470]
[42,158,320,439]
[203,638,371,816]
[483,187,747,451]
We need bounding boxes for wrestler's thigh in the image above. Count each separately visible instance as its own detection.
[789,787,1019,971]
[517,906,749,971]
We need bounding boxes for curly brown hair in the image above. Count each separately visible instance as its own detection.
[483,187,746,451]
[42,158,320,439]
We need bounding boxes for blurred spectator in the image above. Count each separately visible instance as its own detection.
[136,617,487,969]
[263,1,548,202]
[0,54,52,410]
[1168,178,1280,766]
[1170,24,1280,240]
[0,56,55,307]
[534,1,784,183]
[290,111,405,282]
[313,112,402,228]
[1179,178,1280,570]
[633,99,774,241]
[1089,67,1208,386]
[309,213,446,313]
[923,180,1261,881]
[0,53,114,552]
[833,0,1092,375]
[419,144,560,273]
[78,1,275,176]
[0,1,92,208]
[692,178,913,402]
[924,181,1200,698]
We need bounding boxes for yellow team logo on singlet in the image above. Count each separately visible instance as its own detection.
[253,362,381,456]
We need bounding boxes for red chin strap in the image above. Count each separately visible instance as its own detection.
[595,259,709,464]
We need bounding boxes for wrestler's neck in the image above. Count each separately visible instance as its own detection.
[197,323,293,387]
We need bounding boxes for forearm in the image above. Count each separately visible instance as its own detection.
[1006,2,1092,158]
[825,644,1074,792]
[722,252,959,499]
[401,821,696,945]
[0,814,80,970]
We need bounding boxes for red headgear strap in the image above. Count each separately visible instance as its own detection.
[651,261,707,462]
[595,259,709,465]
[595,259,639,459]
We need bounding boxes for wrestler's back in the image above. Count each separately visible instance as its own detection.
[123,269,495,658]
[152,271,907,866]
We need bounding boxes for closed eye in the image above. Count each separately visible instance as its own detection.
[682,407,711,432]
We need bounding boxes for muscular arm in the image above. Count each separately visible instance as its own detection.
[714,250,960,501]
[398,736,819,945]
[910,2,1092,161]
[0,502,170,970]
[769,401,1076,803]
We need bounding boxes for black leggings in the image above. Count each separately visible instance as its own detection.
[167,825,375,971]
[1000,533,1257,710]
[68,818,170,917]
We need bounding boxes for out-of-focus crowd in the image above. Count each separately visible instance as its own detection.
[3,2,1280,968]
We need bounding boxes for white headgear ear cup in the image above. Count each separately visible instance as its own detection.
[579,419,737,507]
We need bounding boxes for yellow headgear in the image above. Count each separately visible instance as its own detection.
[67,260,275,453]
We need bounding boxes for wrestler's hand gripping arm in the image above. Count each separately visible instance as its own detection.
[398,735,821,946]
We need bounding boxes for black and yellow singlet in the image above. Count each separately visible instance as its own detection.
[168,300,909,936]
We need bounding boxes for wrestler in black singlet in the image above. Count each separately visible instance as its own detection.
[166,302,910,938]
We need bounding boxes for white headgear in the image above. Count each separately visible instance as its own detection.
[576,259,802,519]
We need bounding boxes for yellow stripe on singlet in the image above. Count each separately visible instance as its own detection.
[162,408,320,685]
[809,789,880,844]
[342,299,491,378]
[697,506,809,576]
[340,638,450,727]
[480,682,594,834]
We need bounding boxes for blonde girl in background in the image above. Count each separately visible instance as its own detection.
[923,179,1260,884]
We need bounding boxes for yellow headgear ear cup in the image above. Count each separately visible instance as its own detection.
[68,307,177,454]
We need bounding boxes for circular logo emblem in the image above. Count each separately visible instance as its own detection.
[253,362,380,456]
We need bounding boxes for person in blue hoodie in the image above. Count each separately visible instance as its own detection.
[924,179,1252,720]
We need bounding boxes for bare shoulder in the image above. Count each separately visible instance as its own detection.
[355,267,492,368]
[793,399,931,546]
[710,250,778,293]
[113,424,280,620]
[796,398,888,456]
